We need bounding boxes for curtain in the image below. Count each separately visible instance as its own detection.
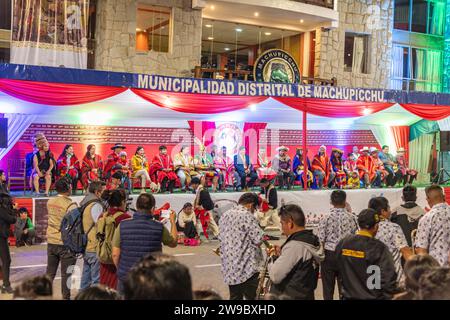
[391,46,404,90]
[187,121,216,151]
[352,36,364,74]
[410,119,440,140]
[369,125,397,152]
[132,89,268,114]
[414,49,426,91]
[429,0,445,36]
[409,133,435,183]
[400,103,450,120]
[425,50,442,92]
[243,122,267,161]
[391,126,410,159]
[437,117,450,131]
[0,113,37,160]
[0,79,127,105]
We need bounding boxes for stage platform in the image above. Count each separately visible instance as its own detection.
[14,187,434,244]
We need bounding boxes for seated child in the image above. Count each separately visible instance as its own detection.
[346,170,361,189]
[176,202,200,246]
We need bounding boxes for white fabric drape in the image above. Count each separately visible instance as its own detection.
[391,46,404,90]
[414,49,426,91]
[0,113,37,160]
[369,125,397,154]
[437,117,450,131]
[352,36,364,74]
[409,133,435,183]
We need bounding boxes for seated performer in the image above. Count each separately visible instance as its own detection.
[31,133,55,197]
[233,146,257,191]
[211,146,233,191]
[395,147,417,186]
[258,178,280,239]
[25,144,38,189]
[312,145,335,189]
[81,144,103,192]
[351,146,360,160]
[194,142,219,192]
[57,144,80,194]
[272,146,295,190]
[356,147,376,188]
[255,147,277,182]
[344,153,357,177]
[346,170,361,189]
[370,147,386,188]
[379,145,397,187]
[103,143,126,180]
[174,145,198,192]
[150,145,178,193]
[330,148,347,189]
[113,151,132,194]
[293,148,313,188]
[131,146,154,193]
[210,145,226,191]
[190,177,219,240]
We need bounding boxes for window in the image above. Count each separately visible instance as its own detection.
[391,45,442,92]
[136,5,172,53]
[344,33,369,74]
[394,0,445,36]
[0,0,11,30]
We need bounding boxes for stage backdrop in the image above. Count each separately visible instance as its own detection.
[10,0,89,68]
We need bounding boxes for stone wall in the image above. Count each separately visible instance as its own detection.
[315,0,394,89]
[94,0,202,76]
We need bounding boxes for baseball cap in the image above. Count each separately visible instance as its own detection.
[357,208,380,229]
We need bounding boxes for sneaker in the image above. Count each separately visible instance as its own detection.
[1,285,13,294]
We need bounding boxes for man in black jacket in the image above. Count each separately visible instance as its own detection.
[0,192,17,294]
[336,208,398,300]
[258,178,280,239]
[268,204,323,299]
[190,177,219,240]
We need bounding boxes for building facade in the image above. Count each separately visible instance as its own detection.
[0,0,448,92]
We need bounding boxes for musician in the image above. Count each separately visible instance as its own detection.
[312,145,335,189]
[368,197,412,282]
[336,209,398,300]
[318,190,358,300]
[103,143,126,180]
[131,146,153,194]
[370,147,386,188]
[174,145,198,192]
[268,204,322,300]
[391,185,425,247]
[395,147,418,186]
[255,148,277,182]
[150,145,178,193]
[415,185,450,266]
[379,145,397,187]
[272,146,295,190]
[257,178,280,238]
[330,148,346,189]
[233,146,257,191]
[194,145,219,192]
[218,193,264,300]
[57,144,80,194]
[356,147,376,188]
[81,144,103,192]
[190,177,219,240]
[293,148,312,188]
[31,133,55,197]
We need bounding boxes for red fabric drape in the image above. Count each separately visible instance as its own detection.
[0,79,127,105]
[400,103,450,121]
[243,122,267,158]
[273,97,394,117]
[188,120,216,150]
[391,126,410,160]
[132,89,268,114]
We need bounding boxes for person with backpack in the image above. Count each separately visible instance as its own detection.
[97,189,131,290]
[80,181,106,291]
[112,193,177,292]
[46,178,78,300]
[268,204,323,300]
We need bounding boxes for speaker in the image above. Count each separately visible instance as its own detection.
[440,131,450,152]
[0,118,7,148]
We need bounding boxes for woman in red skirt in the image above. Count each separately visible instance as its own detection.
[99,189,131,289]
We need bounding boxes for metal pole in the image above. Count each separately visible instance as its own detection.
[302,111,308,190]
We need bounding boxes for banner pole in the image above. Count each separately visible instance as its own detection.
[302,111,308,191]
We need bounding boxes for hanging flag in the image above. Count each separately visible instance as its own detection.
[11,0,90,69]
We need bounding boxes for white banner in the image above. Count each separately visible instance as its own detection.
[11,0,89,69]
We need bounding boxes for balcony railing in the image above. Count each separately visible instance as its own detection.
[290,0,334,9]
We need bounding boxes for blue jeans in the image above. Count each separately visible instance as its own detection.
[80,251,100,290]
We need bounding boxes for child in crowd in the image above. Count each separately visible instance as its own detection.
[346,170,360,189]
[14,207,35,247]
[106,172,123,191]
